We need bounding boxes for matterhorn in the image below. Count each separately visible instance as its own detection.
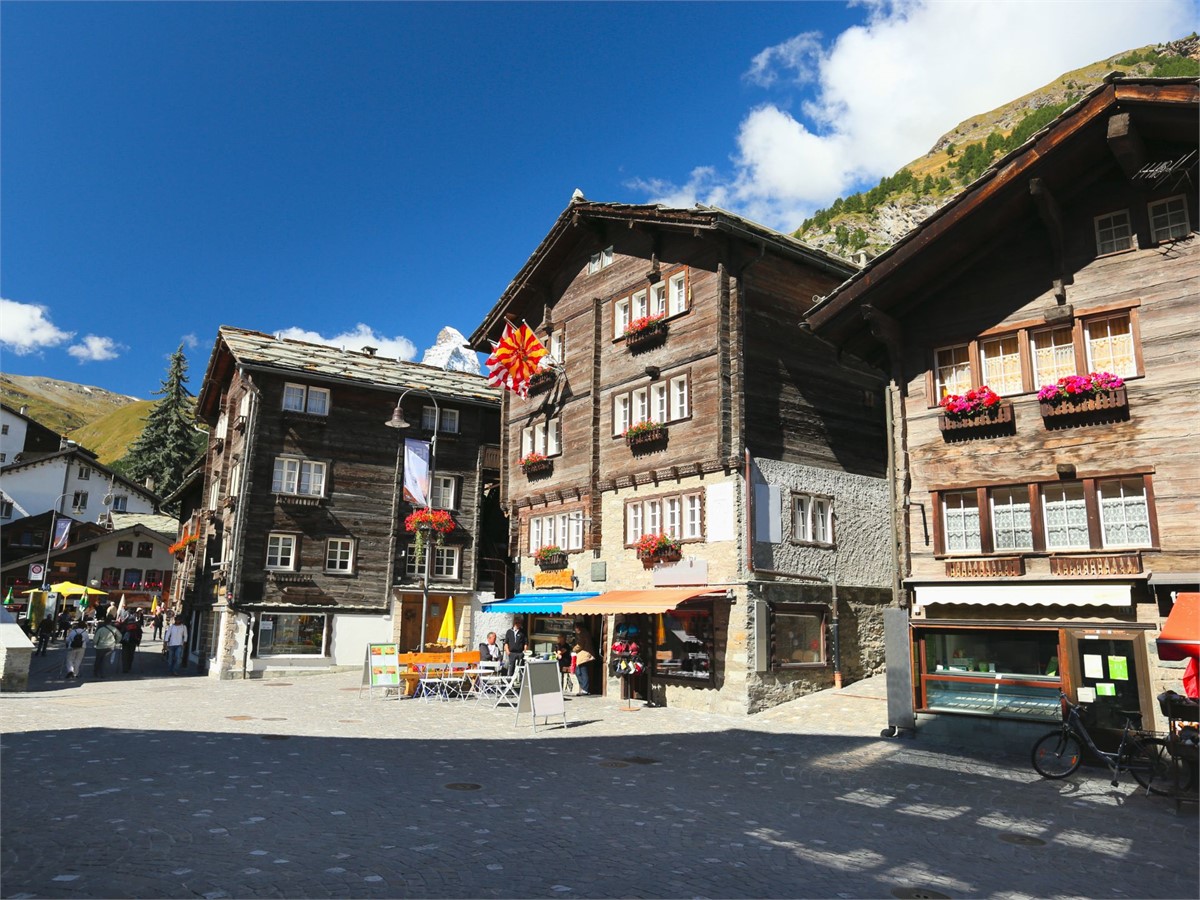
[421,326,481,374]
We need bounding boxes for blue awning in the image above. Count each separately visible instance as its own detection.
[482,592,600,614]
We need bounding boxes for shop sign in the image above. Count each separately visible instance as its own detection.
[534,569,574,590]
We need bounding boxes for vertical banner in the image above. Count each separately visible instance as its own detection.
[403,438,432,507]
[51,517,71,550]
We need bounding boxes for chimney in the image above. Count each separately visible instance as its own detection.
[362,346,378,357]
[144,476,156,491]
[19,405,28,415]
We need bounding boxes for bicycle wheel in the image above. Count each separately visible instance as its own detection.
[1032,731,1083,778]
[1127,737,1175,796]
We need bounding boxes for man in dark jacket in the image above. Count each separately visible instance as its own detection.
[478,631,503,666]
[121,616,143,673]
[503,618,527,676]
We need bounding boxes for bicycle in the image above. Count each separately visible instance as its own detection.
[1031,691,1174,795]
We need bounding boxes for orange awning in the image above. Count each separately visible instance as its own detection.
[566,589,721,616]
[1157,592,1199,661]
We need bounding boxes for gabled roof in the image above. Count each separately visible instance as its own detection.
[197,326,500,420]
[805,77,1199,357]
[0,446,164,507]
[0,523,173,576]
[108,512,179,538]
[469,200,857,348]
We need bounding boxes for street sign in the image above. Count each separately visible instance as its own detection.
[28,562,45,583]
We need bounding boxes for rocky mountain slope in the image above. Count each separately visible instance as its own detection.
[793,36,1199,259]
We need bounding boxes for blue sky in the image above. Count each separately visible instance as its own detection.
[2,1,1195,398]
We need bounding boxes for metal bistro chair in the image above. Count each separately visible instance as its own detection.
[466,661,502,702]
[489,660,525,709]
[416,663,452,702]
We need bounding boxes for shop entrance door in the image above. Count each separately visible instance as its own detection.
[1067,629,1151,748]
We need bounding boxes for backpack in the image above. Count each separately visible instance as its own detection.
[70,631,84,649]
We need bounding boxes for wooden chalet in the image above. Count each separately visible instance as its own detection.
[189,327,505,678]
[471,200,893,714]
[806,77,1199,742]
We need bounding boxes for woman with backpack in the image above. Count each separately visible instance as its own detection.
[63,619,88,680]
[121,615,143,673]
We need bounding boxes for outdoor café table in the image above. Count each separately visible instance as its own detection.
[417,663,471,701]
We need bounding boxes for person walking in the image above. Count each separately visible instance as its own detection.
[93,616,122,679]
[120,615,143,673]
[164,616,188,675]
[63,619,88,680]
[35,615,55,656]
[151,611,164,641]
[55,609,71,642]
[571,622,596,696]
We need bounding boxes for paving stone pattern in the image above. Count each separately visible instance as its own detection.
[2,641,1197,899]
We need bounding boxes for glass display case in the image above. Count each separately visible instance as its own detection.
[652,605,714,683]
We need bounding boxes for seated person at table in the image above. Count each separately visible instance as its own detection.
[479,631,503,666]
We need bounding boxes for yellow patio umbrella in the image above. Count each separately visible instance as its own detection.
[49,581,107,597]
[436,598,457,646]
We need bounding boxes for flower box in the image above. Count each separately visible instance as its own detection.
[534,545,568,570]
[519,453,553,477]
[1040,385,1127,420]
[625,422,667,449]
[635,533,682,567]
[625,321,668,351]
[938,400,1014,434]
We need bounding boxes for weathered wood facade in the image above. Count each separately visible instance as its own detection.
[472,202,892,714]
[808,77,1199,741]
[188,327,504,678]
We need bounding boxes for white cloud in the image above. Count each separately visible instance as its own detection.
[745,31,824,87]
[638,0,1195,230]
[67,335,124,362]
[180,333,199,349]
[275,323,417,361]
[0,298,73,355]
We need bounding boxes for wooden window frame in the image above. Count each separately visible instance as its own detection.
[1093,208,1135,256]
[790,491,836,548]
[623,489,705,548]
[1147,194,1191,244]
[324,537,356,575]
[266,532,300,571]
[925,303,1144,408]
[930,473,1158,558]
[271,456,329,498]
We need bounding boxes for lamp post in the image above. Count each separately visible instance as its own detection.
[41,492,73,591]
[386,388,440,651]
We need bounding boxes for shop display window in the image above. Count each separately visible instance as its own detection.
[653,605,714,682]
[773,605,827,667]
[916,627,1062,721]
[259,613,326,656]
[530,616,576,657]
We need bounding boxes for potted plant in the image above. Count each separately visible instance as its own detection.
[404,507,456,568]
[624,419,667,448]
[534,544,568,570]
[624,313,669,350]
[1038,371,1127,418]
[635,532,682,565]
[937,385,1013,433]
[519,451,552,476]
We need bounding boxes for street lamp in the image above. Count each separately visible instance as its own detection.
[386,388,440,651]
[41,492,73,590]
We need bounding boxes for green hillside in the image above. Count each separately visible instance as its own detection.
[1,372,141,438]
[68,400,157,465]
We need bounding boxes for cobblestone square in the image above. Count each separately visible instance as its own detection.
[2,645,1196,899]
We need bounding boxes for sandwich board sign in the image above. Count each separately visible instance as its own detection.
[515,659,567,732]
[361,643,401,698]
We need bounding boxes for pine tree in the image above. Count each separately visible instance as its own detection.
[125,345,205,501]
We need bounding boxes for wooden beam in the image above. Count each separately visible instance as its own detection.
[861,305,904,382]
[1029,177,1068,303]
[1107,112,1147,181]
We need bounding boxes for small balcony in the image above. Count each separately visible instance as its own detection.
[1049,553,1142,577]
[945,556,1025,578]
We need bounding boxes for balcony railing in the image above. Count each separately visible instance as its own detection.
[1049,553,1142,577]
[945,556,1025,578]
